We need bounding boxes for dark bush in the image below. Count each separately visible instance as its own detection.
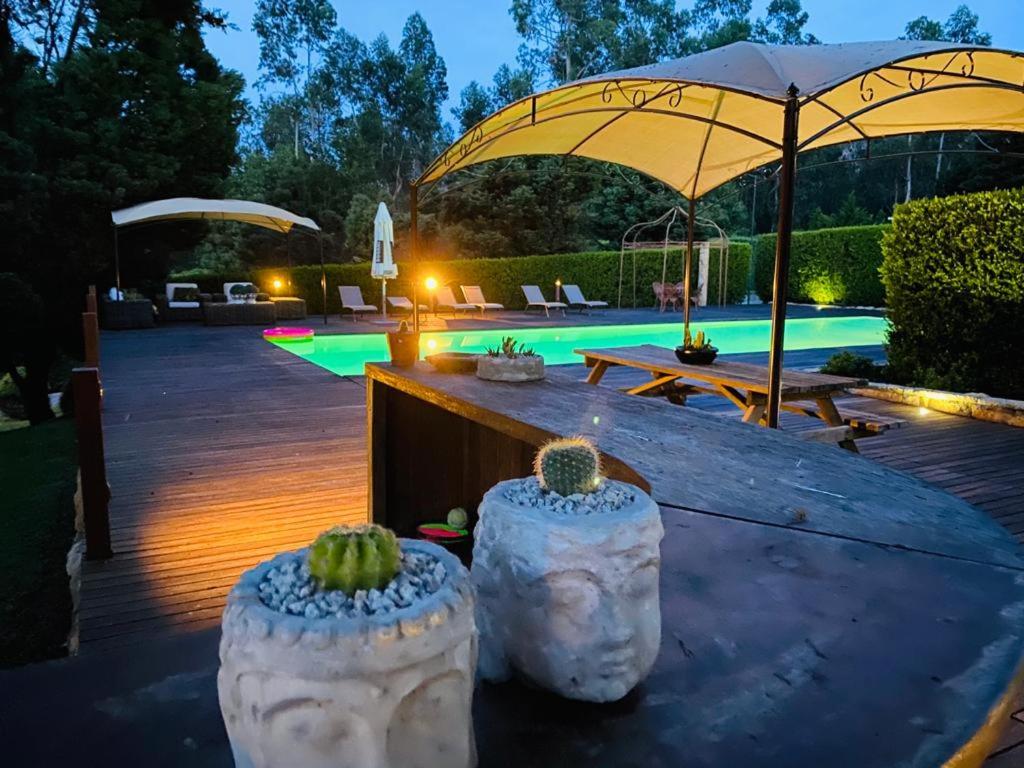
[754,225,888,306]
[881,188,1024,398]
[172,245,752,317]
[0,273,55,424]
[820,351,887,381]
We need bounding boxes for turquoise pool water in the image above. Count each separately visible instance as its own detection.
[267,316,886,377]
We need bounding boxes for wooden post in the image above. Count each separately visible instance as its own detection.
[86,285,98,314]
[82,311,100,367]
[73,368,112,560]
[410,183,420,332]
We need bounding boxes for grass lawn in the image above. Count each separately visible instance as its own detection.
[0,419,77,667]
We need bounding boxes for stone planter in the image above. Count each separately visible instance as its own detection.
[471,478,664,702]
[476,355,544,382]
[218,540,478,768]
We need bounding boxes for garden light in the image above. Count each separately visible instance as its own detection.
[425,276,438,291]
[272,278,283,293]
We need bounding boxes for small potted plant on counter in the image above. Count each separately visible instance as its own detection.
[675,328,718,365]
[218,524,478,768]
[476,336,544,382]
[387,319,421,367]
[471,436,664,703]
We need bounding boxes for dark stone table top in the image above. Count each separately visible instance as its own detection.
[368,362,1024,766]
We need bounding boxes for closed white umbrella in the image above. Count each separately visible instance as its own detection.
[371,202,397,317]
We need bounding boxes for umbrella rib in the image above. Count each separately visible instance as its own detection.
[798,80,1024,150]
[434,106,783,188]
[688,91,726,201]
[802,95,870,143]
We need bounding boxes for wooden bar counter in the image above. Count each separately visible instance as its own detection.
[366,361,1024,767]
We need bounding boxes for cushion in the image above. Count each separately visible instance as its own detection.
[168,301,201,309]
[172,286,199,302]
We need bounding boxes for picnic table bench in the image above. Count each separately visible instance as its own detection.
[576,344,904,450]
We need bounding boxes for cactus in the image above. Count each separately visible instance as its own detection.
[533,436,602,496]
[486,336,535,359]
[683,328,712,351]
[447,507,468,529]
[307,524,401,595]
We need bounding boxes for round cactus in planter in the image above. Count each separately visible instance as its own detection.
[471,436,664,703]
[476,336,544,382]
[218,523,478,768]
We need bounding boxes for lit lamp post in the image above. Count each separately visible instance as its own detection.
[272,278,283,295]
[425,276,438,316]
[555,278,562,302]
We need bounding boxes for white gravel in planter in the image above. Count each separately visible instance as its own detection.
[257,548,448,620]
[502,476,636,515]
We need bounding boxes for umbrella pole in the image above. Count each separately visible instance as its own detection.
[113,227,121,298]
[766,86,800,429]
[682,197,696,337]
[410,184,419,333]
[319,231,327,326]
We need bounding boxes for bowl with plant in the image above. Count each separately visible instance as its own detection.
[218,523,478,767]
[476,336,544,382]
[675,328,718,365]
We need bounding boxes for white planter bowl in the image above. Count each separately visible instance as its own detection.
[476,355,544,382]
[471,478,664,702]
[218,540,477,768]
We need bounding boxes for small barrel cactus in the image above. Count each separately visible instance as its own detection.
[307,524,401,595]
[533,436,602,496]
[447,507,468,529]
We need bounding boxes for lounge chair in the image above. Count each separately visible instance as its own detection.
[156,282,204,322]
[338,285,377,321]
[461,285,504,314]
[521,285,566,317]
[387,296,429,315]
[563,284,608,313]
[436,286,476,316]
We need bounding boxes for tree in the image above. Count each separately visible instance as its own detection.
[902,4,991,44]
[453,81,492,133]
[752,0,817,45]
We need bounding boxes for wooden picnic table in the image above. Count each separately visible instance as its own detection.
[576,344,897,450]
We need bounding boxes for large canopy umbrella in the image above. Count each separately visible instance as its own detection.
[111,197,327,323]
[411,40,1024,426]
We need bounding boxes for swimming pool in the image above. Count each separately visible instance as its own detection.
[266,316,886,377]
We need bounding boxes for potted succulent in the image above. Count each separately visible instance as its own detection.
[386,320,421,367]
[471,437,664,703]
[230,283,258,304]
[675,328,718,365]
[218,524,478,768]
[476,336,544,382]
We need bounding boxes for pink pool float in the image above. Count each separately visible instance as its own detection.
[263,326,314,343]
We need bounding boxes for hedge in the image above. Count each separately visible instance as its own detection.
[753,224,888,306]
[172,244,751,316]
[881,188,1024,399]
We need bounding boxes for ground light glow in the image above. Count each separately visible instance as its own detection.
[266,316,886,378]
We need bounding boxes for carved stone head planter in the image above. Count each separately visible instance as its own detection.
[471,438,664,702]
[218,527,478,768]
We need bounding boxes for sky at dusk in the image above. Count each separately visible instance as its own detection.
[204,0,1024,121]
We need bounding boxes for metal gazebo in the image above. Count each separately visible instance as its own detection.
[409,40,1024,427]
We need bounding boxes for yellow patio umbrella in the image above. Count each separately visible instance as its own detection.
[412,40,1024,426]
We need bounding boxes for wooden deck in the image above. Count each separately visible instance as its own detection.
[78,326,369,652]
[77,324,1024,653]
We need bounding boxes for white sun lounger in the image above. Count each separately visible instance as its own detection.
[461,285,504,314]
[521,285,567,317]
[563,284,609,313]
[436,286,476,315]
[387,296,429,313]
[338,285,377,320]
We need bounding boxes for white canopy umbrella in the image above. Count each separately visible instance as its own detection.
[371,202,397,317]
